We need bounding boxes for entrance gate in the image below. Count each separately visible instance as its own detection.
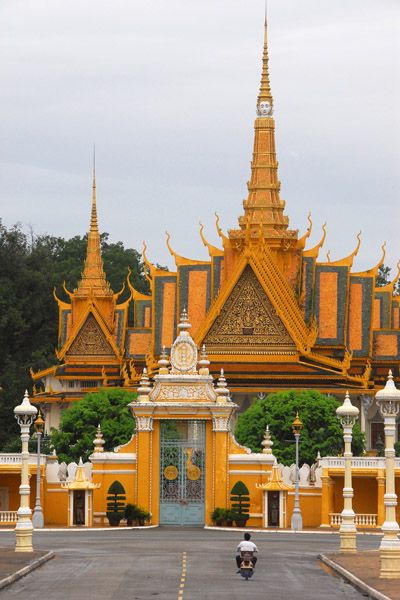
[160,420,205,526]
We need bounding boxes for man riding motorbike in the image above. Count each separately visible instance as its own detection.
[236,532,258,573]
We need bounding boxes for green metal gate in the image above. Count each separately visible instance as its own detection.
[159,420,205,526]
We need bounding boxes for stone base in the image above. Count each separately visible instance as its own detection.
[340,531,357,553]
[15,525,34,553]
[380,546,400,579]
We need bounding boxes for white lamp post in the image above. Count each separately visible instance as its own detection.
[291,412,303,531]
[336,390,359,552]
[375,370,400,578]
[14,390,37,552]
[32,410,45,529]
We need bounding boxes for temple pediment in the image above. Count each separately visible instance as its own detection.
[203,265,296,354]
[67,313,116,358]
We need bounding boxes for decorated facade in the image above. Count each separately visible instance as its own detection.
[30,19,400,451]
[1,326,400,528]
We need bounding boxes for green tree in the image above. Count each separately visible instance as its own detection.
[376,264,391,287]
[234,390,364,466]
[50,389,136,463]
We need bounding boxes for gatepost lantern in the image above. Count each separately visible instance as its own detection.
[375,370,400,579]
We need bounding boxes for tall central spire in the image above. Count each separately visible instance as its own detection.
[230,17,297,244]
[75,161,113,297]
[257,16,273,116]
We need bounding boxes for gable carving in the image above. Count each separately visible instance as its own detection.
[203,265,296,353]
[67,313,115,356]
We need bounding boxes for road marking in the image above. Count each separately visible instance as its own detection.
[178,552,187,599]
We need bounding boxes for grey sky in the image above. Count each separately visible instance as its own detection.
[1,0,399,273]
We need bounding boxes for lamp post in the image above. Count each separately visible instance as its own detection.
[336,390,359,552]
[14,390,37,552]
[32,410,45,529]
[291,412,303,531]
[375,370,400,578]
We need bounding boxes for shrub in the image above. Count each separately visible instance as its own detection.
[106,480,126,526]
[230,481,250,525]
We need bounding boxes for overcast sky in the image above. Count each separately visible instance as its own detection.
[1,0,399,273]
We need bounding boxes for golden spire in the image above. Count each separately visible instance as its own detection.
[90,149,98,233]
[256,13,273,116]
[75,156,113,298]
[230,15,296,244]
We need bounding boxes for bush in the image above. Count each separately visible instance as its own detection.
[106,480,126,526]
[230,481,250,526]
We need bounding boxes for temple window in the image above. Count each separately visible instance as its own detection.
[370,422,384,450]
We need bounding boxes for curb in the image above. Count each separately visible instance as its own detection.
[318,554,392,600]
[0,525,159,533]
[0,551,55,591]
[204,526,381,536]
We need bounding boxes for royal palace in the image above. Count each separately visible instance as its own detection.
[1,18,398,533]
[30,20,400,453]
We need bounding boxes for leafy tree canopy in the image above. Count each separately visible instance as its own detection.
[50,388,136,463]
[0,220,148,449]
[234,390,365,466]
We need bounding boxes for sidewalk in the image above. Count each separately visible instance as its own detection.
[0,549,54,591]
[320,551,399,600]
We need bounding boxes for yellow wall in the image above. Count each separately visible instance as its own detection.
[286,489,322,528]
[43,486,69,525]
[332,476,377,515]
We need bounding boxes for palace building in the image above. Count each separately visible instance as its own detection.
[31,20,400,451]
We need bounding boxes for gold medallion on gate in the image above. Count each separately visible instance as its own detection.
[164,465,178,480]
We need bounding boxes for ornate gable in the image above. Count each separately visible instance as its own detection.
[67,313,115,357]
[203,265,296,354]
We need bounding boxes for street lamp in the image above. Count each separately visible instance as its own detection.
[14,390,37,552]
[375,370,400,579]
[32,410,45,529]
[291,412,303,531]
[336,390,359,552]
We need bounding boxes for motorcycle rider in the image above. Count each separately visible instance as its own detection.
[236,532,258,572]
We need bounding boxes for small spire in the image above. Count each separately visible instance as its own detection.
[216,368,231,403]
[75,153,113,298]
[177,308,191,332]
[262,424,274,454]
[93,424,105,453]
[257,12,273,116]
[158,346,170,374]
[137,367,152,402]
[198,344,210,375]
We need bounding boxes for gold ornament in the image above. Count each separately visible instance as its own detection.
[163,465,178,480]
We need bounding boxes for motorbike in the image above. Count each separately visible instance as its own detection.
[239,550,255,581]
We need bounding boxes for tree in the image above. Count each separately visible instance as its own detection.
[230,481,250,525]
[376,264,392,287]
[50,389,136,463]
[234,390,364,466]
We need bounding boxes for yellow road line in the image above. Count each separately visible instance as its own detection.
[178,552,187,599]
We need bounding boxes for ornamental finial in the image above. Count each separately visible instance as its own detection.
[216,368,231,403]
[93,423,105,453]
[90,144,98,233]
[158,346,170,374]
[198,344,210,375]
[137,367,152,402]
[262,424,274,454]
[178,308,191,332]
[257,13,273,117]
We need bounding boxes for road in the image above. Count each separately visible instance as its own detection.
[0,528,379,599]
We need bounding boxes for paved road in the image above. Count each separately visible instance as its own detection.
[0,528,379,599]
